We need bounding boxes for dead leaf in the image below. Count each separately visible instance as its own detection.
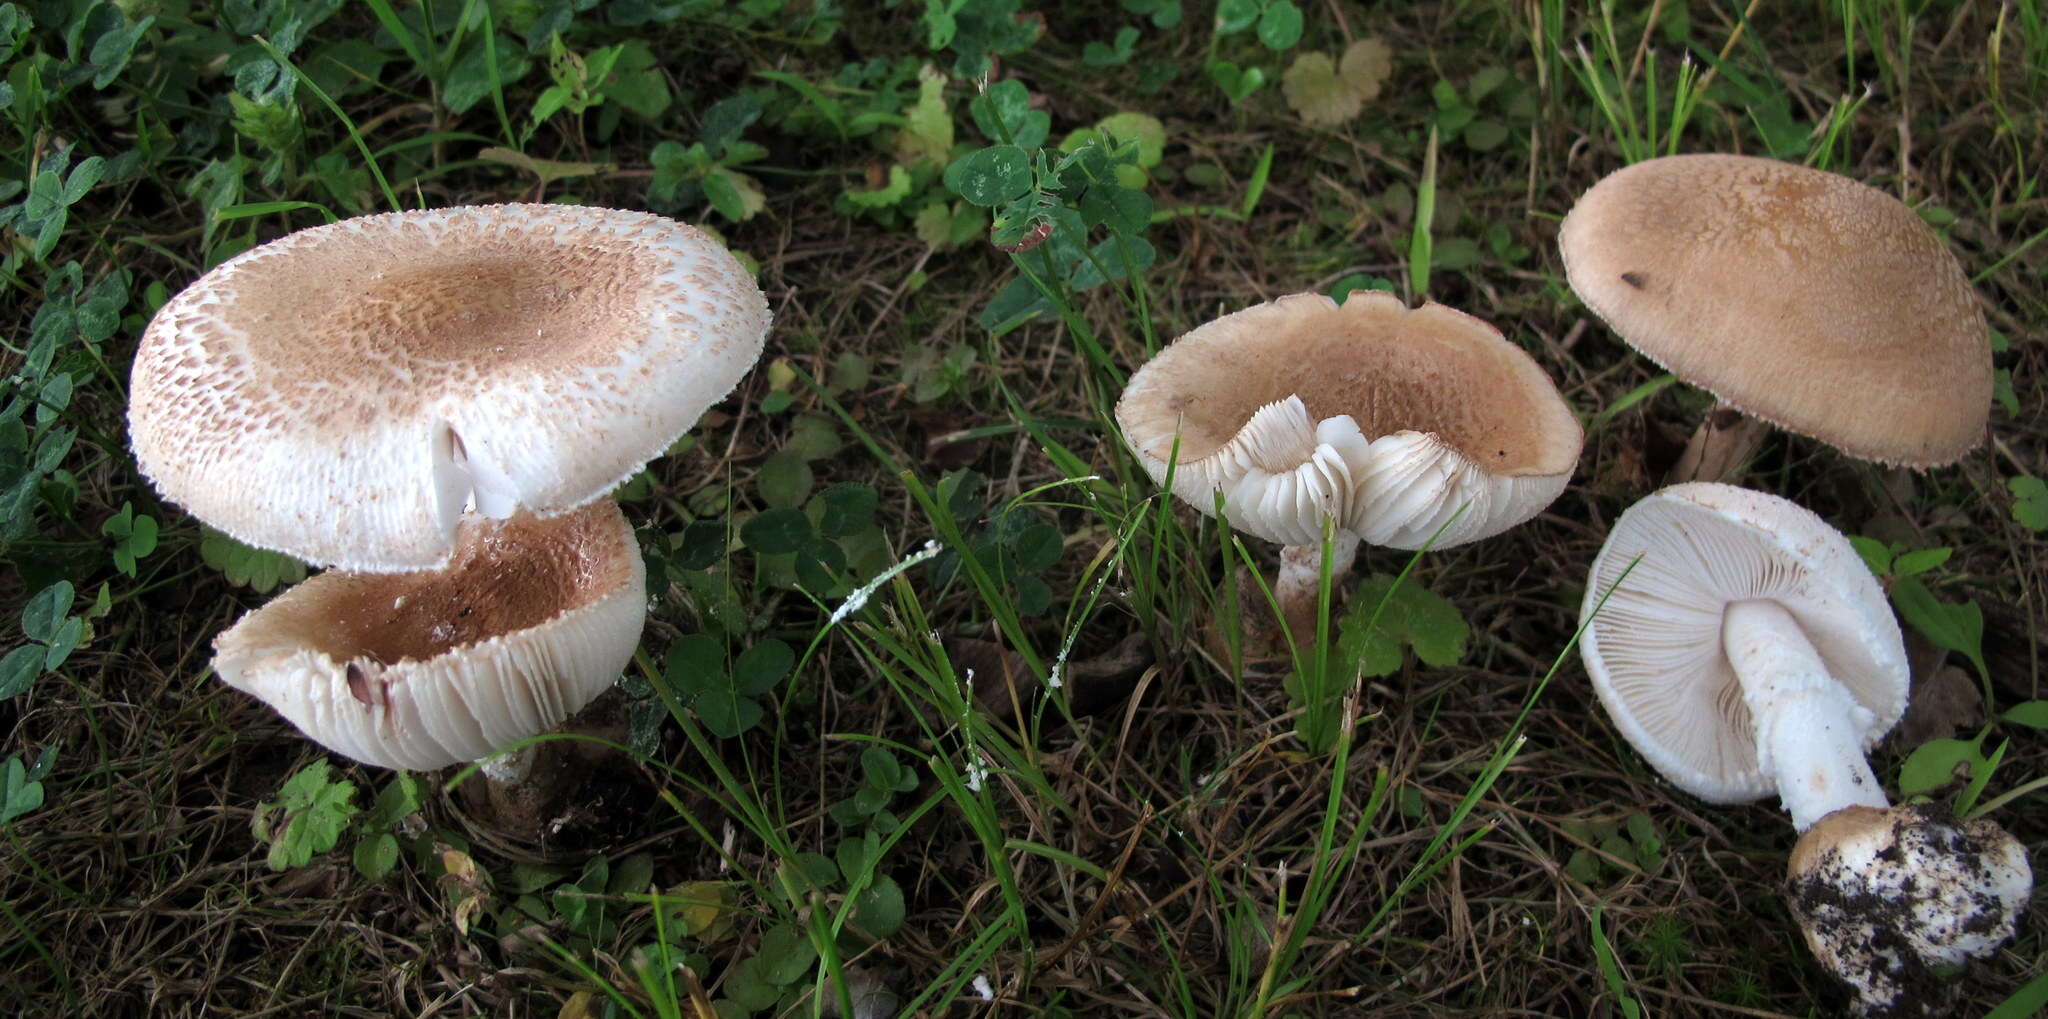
[1894,662,1982,748]
[1282,37,1393,127]
[1339,38,1393,100]
[477,147,616,183]
[558,990,602,1019]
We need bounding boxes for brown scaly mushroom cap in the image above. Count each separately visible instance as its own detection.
[130,204,770,572]
[1787,803,2032,1018]
[1115,291,1582,549]
[211,500,645,771]
[1558,154,1991,468]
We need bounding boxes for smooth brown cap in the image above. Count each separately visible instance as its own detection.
[1559,154,1990,467]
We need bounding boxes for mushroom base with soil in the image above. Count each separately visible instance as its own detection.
[1787,803,2033,1019]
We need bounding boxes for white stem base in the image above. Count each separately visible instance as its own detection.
[1275,532,1361,646]
[1724,599,1887,831]
[479,744,536,786]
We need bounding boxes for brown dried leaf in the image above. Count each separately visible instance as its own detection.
[1282,53,1361,127]
[1339,37,1394,100]
[1283,38,1393,127]
[1894,663,1982,748]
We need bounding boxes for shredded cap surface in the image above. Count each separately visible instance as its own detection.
[129,204,771,571]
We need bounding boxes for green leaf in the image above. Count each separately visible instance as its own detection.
[1897,736,1981,796]
[672,520,729,570]
[836,831,880,880]
[816,483,877,538]
[969,79,1048,149]
[1215,0,1260,33]
[944,145,1032,207]
[610,852,655,895]
[1095,112,1167,168]
[1083,26,1138,67]
[1337,573,1471,676]
[1077,184,1152,235]
[743,507,813,554]
[21,581,74,644]
[732,640,794,696]
[1009,522,1064,572]
[2000,700,2048,729]
[43,616,83,670]
[1892,546,1951,578]
[200,530,307,593]
[1992,367,2017,418]
[665,635,725,688]
[756,451,813,508]
[1849,535,1895,577]
[1256,0,1302,50]
[354,833,399,880]
[365,773,421,830]
[859,747,903,792]
[843,164,912,209]
[700,171,748,221]
[1462,118,1509,151]
[2009,476,2048,532]
[757,923,818,984]
[1889,578,1987,682]
[1205,60,1265,102]
[723,956,783,1010]
[0,646,40,699]
[265,761,359,870]
[850,874,906,939]
[978,276,1054,335]
[0,756,45,825]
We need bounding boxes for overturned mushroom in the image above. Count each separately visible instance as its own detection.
[1116,291,1581,637]
[1580,483,2032,1014]
[130,203,770,572]
[212,500,644,777]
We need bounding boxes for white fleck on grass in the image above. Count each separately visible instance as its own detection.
[972,974,994,1001]
[1044,565,1110,691]
[829,539,942,626]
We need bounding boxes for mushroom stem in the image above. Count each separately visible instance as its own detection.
[1275,532,1361,645]
[1669,403,1772,483]
[1724,599,1888,831]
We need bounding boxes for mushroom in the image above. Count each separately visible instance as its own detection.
[212,500,645,776]
[1558,154,1991,480]
[1116,291,1582,640]
[129,203,771,572]
[1580,482,2032,1014]
[130,205,769,837]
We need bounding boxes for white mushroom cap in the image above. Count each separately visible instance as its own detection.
[1580,483,1908,803]
[1114,292,1582,549]
[211,500,645,771]
[1558,154,1990,467]
[130,204,770,572]
[1787,803,2034,1017]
